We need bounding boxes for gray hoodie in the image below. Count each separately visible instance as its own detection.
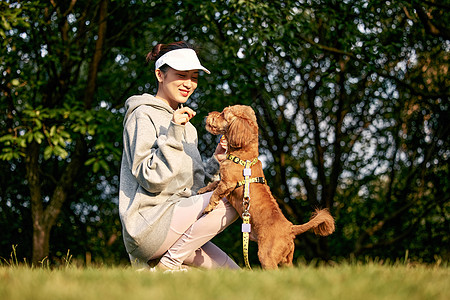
[119,93,219,260]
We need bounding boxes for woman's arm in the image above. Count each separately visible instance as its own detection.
[204,135,227,183]
[124,113,186,193]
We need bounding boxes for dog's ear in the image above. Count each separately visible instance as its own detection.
[225,106,258,148]
[205,111,224,134]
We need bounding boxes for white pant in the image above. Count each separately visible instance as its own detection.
[132,191,239,270]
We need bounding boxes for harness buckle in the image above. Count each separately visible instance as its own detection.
[242,223,251,233]
[242,212,251,232]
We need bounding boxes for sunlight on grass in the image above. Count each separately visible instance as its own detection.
[0,262,449,300]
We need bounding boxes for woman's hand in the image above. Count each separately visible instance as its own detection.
[214,135,228,162]
[172,107,196,125]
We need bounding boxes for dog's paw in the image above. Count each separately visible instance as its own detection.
[197,181,219,195]
[197,187,208,195]
[203,203,216,214]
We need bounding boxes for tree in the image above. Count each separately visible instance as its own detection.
[1,0,448,265]
[181,0,449,261]
[1,0,109,264]
[0,0,173,264]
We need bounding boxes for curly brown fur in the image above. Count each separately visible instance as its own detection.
[198,105,335,269]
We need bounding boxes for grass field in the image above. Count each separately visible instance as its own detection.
[0,262,448,300]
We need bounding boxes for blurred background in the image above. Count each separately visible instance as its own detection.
[1,0,448,267]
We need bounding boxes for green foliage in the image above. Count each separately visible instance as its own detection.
[0,104,120,164]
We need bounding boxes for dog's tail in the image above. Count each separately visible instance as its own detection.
[292,209,335,236]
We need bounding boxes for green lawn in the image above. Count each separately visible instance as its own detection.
[0,263,448,300]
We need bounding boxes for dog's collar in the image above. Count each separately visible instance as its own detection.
[236,177,266,188]
[226,154,258,167]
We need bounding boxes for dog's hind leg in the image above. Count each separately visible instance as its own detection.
[258,254,279,270]
[257,242,281,270]
[280,244,295,268]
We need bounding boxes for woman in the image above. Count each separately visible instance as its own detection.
[119,41,239,271]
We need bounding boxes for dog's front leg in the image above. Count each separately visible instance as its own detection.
[197,180,220,195]
[203,182,234,214]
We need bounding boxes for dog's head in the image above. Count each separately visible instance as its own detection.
[205,105,258,149]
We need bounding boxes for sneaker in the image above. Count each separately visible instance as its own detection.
[135,266,159,273]
[163,266,188,274]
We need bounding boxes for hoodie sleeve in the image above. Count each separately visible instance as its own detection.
[203,156,220,183]
[124,112,186,193]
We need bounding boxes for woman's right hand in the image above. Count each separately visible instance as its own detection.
[214,135,228,162]
[172,107,196,125]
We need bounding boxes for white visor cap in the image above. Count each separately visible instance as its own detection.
[155,48,211,74]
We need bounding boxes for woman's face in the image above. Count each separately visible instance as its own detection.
[155,67,199,110]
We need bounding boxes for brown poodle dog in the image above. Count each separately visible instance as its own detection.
[198,105,335,269]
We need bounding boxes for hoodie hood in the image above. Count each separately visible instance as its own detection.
[123,93,174,125]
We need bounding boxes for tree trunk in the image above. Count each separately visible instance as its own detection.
[27,138,88,264]
[26,141,46,265]
[31,222,51,265]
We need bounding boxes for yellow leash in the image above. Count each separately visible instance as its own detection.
[227,154,266,270]
[242,213,251,269]
[242,160,252,270]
